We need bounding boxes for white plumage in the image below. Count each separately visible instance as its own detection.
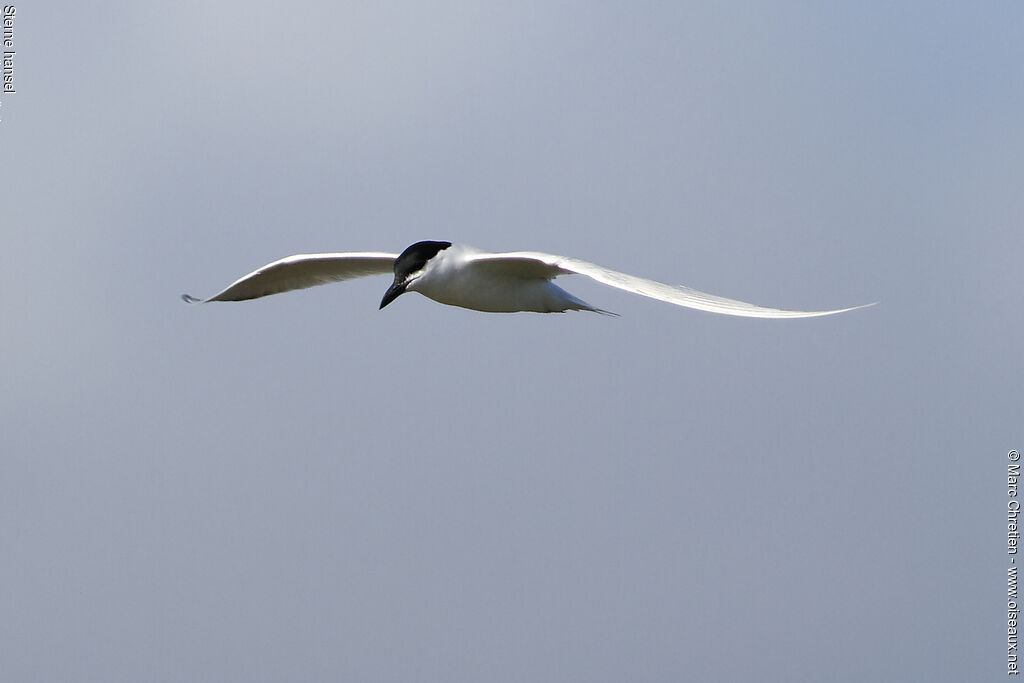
[183,242,874,318]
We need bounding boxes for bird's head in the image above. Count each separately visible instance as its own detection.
[380,241,452,309]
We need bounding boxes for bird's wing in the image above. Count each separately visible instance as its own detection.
[182,252,398,303]
[466,251,875,318]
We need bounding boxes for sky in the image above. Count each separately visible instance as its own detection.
[2,2,1021,681]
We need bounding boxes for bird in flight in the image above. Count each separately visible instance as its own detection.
[182,241,873,317]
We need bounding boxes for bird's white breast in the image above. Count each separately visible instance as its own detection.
[407,245,585,313]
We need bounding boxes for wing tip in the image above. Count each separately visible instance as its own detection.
[698,299,878,319]
[181,294,204,304]
[795,301,877,318]
[835,301,878,314]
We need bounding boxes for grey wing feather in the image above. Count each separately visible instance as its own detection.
[469,251,875,318]
[183,252,397,303]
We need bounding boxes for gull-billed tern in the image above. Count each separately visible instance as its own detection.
[183,241,873,317]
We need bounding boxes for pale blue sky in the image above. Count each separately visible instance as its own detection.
[2,2,1021,680]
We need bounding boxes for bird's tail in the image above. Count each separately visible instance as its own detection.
[581,304,619,316]
[557,287,618,316]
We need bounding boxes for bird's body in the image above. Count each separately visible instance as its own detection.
[183,241,874,318]
[402,244,603,314]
